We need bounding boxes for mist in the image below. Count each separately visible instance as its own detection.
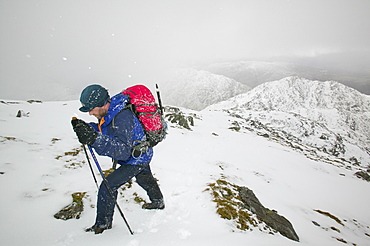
[1,0,369,101]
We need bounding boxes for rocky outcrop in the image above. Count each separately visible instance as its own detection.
[239,187,299,242]
[207,178,299,241]
[54,192,86,220]
[164,106,196,130]
[354,171,370,182]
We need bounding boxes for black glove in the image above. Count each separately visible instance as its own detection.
[71,118,98,145]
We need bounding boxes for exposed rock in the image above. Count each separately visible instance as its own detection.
[54,192,86,220]
[207,178,300,241]
[354,171,370,182]
[314,209,344,226]
[206,179,258,231]
[16,110,29,118]
[164,106,195,130]
[51,138,61,144]
[239,187,299,242]
[312,221,321,227]
[27,100,42,104]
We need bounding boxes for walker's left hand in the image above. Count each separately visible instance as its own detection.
[71,119,98,145]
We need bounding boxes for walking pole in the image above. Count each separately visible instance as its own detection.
[155,84,164,115]
[87,145,134,235]
[82,145,99,189]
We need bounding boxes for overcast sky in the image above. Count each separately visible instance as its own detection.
[1,0,369,100]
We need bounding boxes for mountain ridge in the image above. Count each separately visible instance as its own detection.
[207,76,370,170]
[202,60,370,95]
[212,76,370,112]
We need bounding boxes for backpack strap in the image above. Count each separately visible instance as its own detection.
[111,107,151,158]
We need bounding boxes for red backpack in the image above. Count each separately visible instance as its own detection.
[123,85,167,147]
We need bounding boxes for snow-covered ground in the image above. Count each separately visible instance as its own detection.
[0,100,369,245]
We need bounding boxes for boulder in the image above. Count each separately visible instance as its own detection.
[239,187,299,242]
[54,192,86,220]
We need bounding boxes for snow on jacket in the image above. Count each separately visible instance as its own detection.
[90,92,153,165]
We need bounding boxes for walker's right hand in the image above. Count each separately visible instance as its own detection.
[71,118,98,145]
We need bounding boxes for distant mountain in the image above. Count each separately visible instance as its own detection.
[202,61,370,95]
[203,61,295,88]
[161,68,250,110]
[208,76,370,169]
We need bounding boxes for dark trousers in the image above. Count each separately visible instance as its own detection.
[95,162,163,228]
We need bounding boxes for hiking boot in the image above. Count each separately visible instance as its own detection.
[85,223,112,234]
[142,199,165,210]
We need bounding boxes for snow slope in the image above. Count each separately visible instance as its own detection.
[0,99,369,246]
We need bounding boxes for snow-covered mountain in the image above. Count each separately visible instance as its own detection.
[161,68,250,110]
[204,61,295,88]
[203,61,370,95]
[208,76,370,169]
[0,96,370,245]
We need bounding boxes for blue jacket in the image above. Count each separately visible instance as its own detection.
[90,92,153,165]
